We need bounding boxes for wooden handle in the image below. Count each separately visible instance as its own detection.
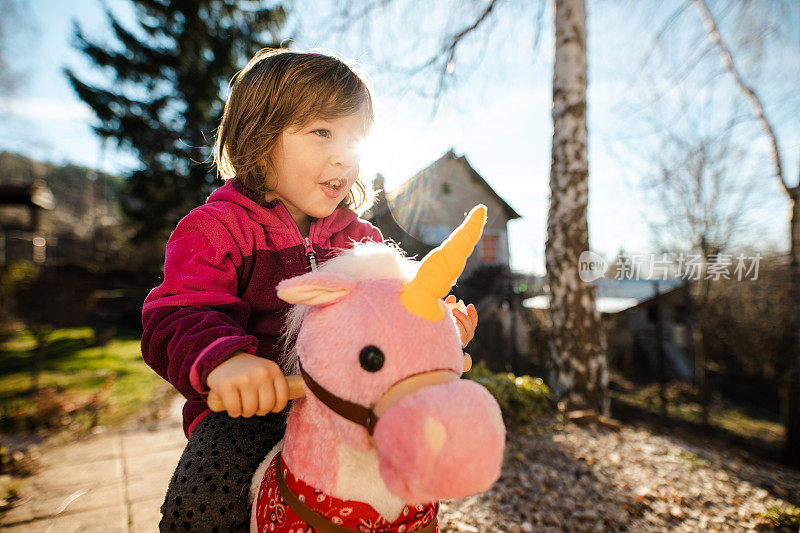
[207,375,307,413]
[207,357,472,413]
[287,374,306,399]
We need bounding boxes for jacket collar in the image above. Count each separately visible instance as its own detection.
[208,178,358,244]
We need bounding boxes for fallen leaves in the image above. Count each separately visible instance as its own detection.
[438,421,800,532]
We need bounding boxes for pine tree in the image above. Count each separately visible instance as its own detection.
[65,1,286,242]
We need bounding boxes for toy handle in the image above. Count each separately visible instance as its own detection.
[207,374,306,412]
[206,356,472,413]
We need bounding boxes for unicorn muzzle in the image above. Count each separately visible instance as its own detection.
[298,361,471,436]
[372,379,505,503]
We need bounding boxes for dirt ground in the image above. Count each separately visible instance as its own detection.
[439,420,800,532]
[3,399,798,532]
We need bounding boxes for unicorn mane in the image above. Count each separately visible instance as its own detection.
[280,241,416,375]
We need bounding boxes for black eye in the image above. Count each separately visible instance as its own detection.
[359,345,385,372]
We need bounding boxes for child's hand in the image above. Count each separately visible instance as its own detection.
[445,295,478,347]
[206,353,289,417]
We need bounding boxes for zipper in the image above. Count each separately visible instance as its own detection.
[268,198,319,272]
[304,237,318,272]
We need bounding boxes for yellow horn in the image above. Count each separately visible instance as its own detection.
[401,204,487,321]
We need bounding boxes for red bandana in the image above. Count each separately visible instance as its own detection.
[253,453,439,532]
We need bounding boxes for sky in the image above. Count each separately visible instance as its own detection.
[0,0,796,275]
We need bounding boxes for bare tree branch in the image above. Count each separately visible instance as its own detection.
[407,0,499,112]
[330,0,393,33]
[637,94,765,257]
[635,2,691,75]
[692,0,791,193]
[530,0,545,52]
[411,0,499,74]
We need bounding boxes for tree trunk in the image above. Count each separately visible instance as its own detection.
[653,284,668,418]
[546,0,608,414]
[698,277,711,427]
[786,188,800,466]
[694,241,712,428]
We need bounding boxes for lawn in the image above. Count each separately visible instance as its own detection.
[0,327,171,434]
[608,376,786,461]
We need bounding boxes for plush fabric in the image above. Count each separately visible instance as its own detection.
[254,208,505,530]
[277,272,357,307]
[373,380,505,503]
[294,279,465,407]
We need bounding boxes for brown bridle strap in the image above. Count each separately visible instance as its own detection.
[298,362,460,436]
[299,362,379,435]
[274,451,438,533]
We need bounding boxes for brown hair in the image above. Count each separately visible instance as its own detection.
[214,49,374,209]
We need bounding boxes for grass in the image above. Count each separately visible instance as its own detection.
[608,378,786,461]
[677,451,711,471]
[762,505,800,530]
[0,326,171,434]
[610,388,783,441]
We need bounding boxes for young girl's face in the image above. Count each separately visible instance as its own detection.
[266,111,366,230]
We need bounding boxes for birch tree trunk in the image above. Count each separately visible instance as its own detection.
[546,0,608,414]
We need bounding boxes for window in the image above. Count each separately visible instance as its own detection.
[481,234,499,263]
[440,182,451,196]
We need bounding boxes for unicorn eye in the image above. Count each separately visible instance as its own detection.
[359,345,385,372]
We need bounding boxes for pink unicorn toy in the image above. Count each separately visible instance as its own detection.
[248,205,506,532]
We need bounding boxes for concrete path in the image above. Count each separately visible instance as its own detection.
[0,397,185,532]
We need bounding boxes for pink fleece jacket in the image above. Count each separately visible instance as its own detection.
[141,178,383,437]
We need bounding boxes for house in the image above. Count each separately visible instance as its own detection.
[364,149,535,373]
[0,182,55,263]
[524,278,695,381]
[0,152,123,267]
[0,153,156,332]
[363,149,521,278]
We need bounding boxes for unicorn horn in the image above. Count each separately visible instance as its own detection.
[400,204,487,321]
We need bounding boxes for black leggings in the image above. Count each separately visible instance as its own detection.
[159,410,287,532]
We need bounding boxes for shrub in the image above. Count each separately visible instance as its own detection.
[466,360,554,423]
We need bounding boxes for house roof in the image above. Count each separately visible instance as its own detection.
[368,149,521,221]
[595,277,685,300]
[523,277,689,314]
[524,294,642,314]
[0,182,55,210]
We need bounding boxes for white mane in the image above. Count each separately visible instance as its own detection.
[280,241,416,374]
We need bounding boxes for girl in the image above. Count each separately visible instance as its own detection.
[141,49,479,532]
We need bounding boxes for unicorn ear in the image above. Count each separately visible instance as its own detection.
[276,272,356,307]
